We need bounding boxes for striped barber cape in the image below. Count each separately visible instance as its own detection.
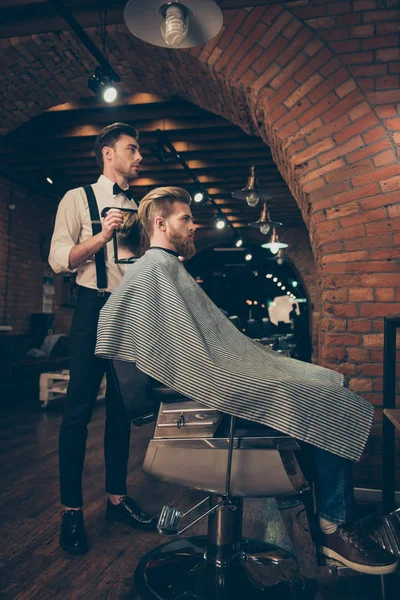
[95,248,373,462]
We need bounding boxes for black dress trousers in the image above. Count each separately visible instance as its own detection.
[59,286,131,508]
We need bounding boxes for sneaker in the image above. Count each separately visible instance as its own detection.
[318,522,398,575]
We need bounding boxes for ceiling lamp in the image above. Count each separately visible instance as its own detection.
[124,0,223,49]
[245,253,252,261]
[235,238,243,248]
[249,201,281,235]
[216,216,226,229]
[268,248,286,266]
[88,67,118,103]
[232,165,272,208]
[191,187,208,205]
[150,135,174,163]
[261,228,288,254]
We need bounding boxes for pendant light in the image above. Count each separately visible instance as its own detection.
[124,0,223,49]
[232,165,272,208]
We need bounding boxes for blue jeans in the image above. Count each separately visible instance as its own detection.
[277,445,355,524]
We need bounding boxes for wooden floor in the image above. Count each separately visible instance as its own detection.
[0,400,398,600]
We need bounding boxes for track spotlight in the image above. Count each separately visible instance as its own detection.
[191,188,208,205]
[88,67,118,103]
[124,0,223,49]
[216,217,226,229]
[232,165,272,208]
[150,136,174,163]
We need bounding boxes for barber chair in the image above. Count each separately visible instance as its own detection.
[228,315,241,330]
[246,319,261,339]
[110,359,323,599]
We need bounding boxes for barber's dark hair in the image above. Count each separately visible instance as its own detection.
[94,122,139,170]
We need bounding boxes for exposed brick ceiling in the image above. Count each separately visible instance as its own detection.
[0,0,306,236]
[2,92,304,232]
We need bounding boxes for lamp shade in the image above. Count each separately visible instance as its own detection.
[124,0,223,49]
[261,228,288,254]
[249,202,281,234]
[232,165,272,206]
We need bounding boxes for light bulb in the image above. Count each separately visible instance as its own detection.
[292,281,298,288]
[194,192,204,203]
[103,86,118,103]
[46,177,53,184]
[236,238,243,248]
[160,4,188,47]
[216,219,225,229]
[259,223,270,235]
[269,242,280,254]
[245,253,252,261]
[277,257,284,265]
[246,191,259,207]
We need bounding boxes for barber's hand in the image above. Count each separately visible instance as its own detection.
[100,209,124,243]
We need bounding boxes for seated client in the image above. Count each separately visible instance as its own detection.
[95,186,397,576]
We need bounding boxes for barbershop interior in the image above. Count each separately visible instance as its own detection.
[1,1,400,599]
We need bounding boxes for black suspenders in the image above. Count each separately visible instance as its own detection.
[83,185,107,295]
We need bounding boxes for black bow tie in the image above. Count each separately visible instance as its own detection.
[113,183,133,201]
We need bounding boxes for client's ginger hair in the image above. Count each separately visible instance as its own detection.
[138,187,192,237]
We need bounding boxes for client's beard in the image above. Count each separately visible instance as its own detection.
[168,230,196,260]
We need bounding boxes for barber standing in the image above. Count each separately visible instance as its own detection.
[49,122,157,555]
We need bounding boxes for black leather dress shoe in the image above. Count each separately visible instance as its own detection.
[105,497,158,531]
[59,509,88,554]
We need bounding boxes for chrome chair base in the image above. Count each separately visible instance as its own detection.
[135,536,316,600]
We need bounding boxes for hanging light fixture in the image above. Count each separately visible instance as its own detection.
[124,0,223,49]
[88,67,118,103]
[268,248,286,265]
[232,165,272,208]
[249,201,281,235]
[261,228,288,254]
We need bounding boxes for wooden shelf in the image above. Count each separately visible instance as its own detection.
[384,409,400,432]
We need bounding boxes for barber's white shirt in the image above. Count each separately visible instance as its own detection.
[48,175,137,292]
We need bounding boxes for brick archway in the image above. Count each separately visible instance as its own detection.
[2,3,400,410]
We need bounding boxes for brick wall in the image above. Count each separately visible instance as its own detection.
[1,1,400,486]
[0,174,72,336]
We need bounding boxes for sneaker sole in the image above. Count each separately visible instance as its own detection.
[318,545,398,575]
